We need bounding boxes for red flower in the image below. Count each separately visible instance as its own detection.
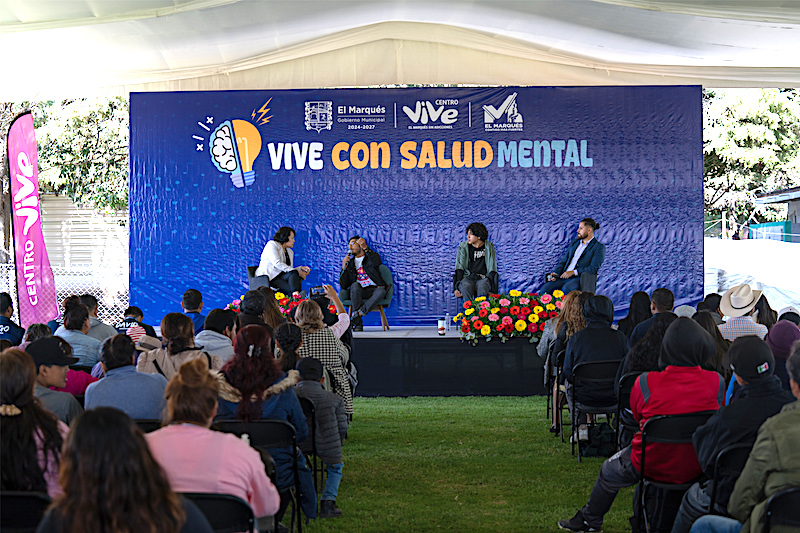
[463,301,472,309]
[462,323,471,333]
[528,322,538,333]
[510,305,521,315]
[549,311,558,318]
[499,307,509,314]
[521,307,531,315]
[504,323,514,333]
[496,324,504,332]
[539,322,546,331]
[490,294,501,298]
[279,298,289,306]
[517,314,527,322]
[478,308,488,318]
[473,320,484,330]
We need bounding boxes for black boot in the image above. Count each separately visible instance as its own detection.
[319,500,342,518]
[351,313,363,332]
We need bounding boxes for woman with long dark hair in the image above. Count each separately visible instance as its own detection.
[693,311,732,381]
[36,407,213,533]
[753,293,778,331]
[137,313,222,379]
[257,286,287,332]
[215,325,317,520]
[624,312,679,374]
[275,322,303,373]
[253,226,311,295]
[1,348,66,497]
[616,291,651,338]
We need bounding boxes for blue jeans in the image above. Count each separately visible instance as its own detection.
[688,516,742,533]
[541,276,581,296]
[321,462,344,500]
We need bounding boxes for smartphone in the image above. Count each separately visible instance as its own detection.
[311,286,326,296]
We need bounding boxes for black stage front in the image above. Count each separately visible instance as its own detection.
[351,327,547,397]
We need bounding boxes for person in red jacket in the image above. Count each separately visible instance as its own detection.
[559,318,725,533]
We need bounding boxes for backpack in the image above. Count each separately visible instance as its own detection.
[580,422,617,458]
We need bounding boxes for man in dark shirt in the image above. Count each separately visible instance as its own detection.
[0,292,25,346]
[541,218,606,296]
[629,288,674,346]
[453,223,497,302]
[340,236,387,331]
[114,306,158,337]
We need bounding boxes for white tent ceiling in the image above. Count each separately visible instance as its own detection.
[1,0,800,100]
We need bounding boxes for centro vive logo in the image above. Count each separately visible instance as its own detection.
[402,100,458,130]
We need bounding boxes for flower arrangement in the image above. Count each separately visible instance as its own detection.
[227,291,338,319]
[454,289,565,344]
[225,296,243,314]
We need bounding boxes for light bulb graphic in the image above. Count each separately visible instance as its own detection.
[210,119,262,188]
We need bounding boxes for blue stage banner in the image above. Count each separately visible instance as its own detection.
[129,86,703,325]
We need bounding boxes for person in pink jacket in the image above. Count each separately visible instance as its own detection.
[146,358,280,520]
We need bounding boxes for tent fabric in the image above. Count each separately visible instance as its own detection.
[1,0,799,100]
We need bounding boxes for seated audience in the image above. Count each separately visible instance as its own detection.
[453,222,497,302]
[147,358,280,522]
[688,345,800,533]
[21,324,99,396]
[275,322,303,373]
[693,311,732,380]
[616,291,652,338]
[26,337,83,425]
[700,293,724,326]
[295,357,348,518]
[621,312,678,375]
[85,334,168,419]
[54,300,102,367]
[215,325,317,521]
[79,294,118,342]
[777,306,800,326]
[340,235,387,331]
[630,288,675,346]
[114,305,158,337]
[0,291,25,345]
[47,295,78,334]
[718,285,768,341]
[257,285,288,331]
[254,226,311,295]
[558,318,725,532]
[137,313,223,380]
[181,288,206,334]
[548,290,588,431]
[194,309,238,363]
[764,319,800,392]
[237,290,273,331]
[295,286,353,416]
[671,336,794,533]
[36,407,213,533]
[752,293,777,331]
[1,348,67,497]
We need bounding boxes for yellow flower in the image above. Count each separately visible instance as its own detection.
[453,313,463,323]
[509,290,522,297]
[480,325,491,336]
[528,314,539,323]
[275,292,286,300]
[546,303,556,311]
[515,319,527,331]
[553,290,564,298]
[465,308,475,316]
[474,296,486,302]
[491,307,500,314]
[533,306,544,314]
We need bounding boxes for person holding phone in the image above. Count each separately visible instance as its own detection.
[254,226,312,295]
[339,236,386,331]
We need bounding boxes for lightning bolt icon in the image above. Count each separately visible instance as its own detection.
[252,98,273,126]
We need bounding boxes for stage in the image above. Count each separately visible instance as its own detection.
[350,327,547,397]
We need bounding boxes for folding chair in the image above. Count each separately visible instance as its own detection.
[181,492,255,533]
[133,419,163,433]
[0,491,51,533]
[297,397,324,493]
[544,343,559,420]
[213,419,303,533]
[614,371,642,450]
[636,411,717,532]
[569,360,621,462]
[707,443,753,515]
[764,486,800,532]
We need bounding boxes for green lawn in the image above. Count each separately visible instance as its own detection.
[305,396,634,532]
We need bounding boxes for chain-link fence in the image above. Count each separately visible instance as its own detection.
[0,263,128,327]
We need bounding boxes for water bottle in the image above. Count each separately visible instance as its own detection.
[445,312,451,331]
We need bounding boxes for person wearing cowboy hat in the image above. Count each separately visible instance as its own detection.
[718,285,768,342]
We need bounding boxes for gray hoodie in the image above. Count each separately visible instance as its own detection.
[194,329,235,363]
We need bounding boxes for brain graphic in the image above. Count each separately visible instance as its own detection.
[210,122,238,172]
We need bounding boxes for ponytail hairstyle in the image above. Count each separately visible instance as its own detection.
[160,313,195,355]
[64,301,90,331]
[164,358,220,426]
[581,218,600,231]
[222,325,281,422]
[275,323,303,373]
[1,349,63,493]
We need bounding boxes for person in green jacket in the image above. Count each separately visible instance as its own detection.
[688,344,800,533]
[453,222,498,302]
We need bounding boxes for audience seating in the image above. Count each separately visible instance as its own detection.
[181,492,255,533]
[707,443,753,515]
[569,360,621,462]
[298,397,324,493]
[614,371,642,451]
[0,491,51,533]
[636,411,716,532]
[134,419,163,433]
[763,486,800,532]
[338,264,394,331]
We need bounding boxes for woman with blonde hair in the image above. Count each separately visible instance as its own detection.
[294,286,353,415]
[137,313,222,379]
[146,358,280,522]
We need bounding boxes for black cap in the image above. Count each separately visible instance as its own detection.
[729,336,775,382]
[296,357,323,381]
[26,337,78,368]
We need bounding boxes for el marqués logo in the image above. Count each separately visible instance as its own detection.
[192,99,273,188]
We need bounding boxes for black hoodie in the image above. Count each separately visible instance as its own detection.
[658,317,716,370]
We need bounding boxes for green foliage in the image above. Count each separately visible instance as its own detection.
[704,89,800,224]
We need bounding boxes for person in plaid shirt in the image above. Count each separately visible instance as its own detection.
[718,285,768,342]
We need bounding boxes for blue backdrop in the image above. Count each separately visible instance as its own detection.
[129,86,703,325]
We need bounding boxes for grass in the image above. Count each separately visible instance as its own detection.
[304,396,634,532]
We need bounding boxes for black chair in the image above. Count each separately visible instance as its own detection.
[636,411,717,532]
[181,493,255,533]
[213,419,303,533]
[569,360,621,462]
[550,349,571,443]
[0,491,51,533]
[579,272,597,293]
[707,443,753,515]
[133,419,163,433]
[298,397,324,493]
[764,486,800,531]
[614,371,642,450]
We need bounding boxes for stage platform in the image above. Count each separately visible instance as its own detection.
[351,327,547,397]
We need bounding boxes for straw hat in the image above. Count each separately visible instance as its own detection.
[720,284,762,318]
